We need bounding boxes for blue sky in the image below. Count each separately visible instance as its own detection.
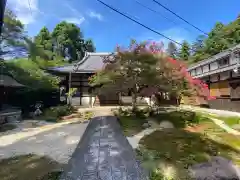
[7,0,240,52]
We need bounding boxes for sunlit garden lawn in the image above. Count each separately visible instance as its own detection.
[137,120,240,179]
[115,107,240,179]
[207,113,240,130]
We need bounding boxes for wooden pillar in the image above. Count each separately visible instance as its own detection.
[0,86,3,110]
[68,72,72,105]
[80,74,82,106]
[66,75,69,93]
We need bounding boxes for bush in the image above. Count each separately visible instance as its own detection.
[43,105,76,122]
[83,111,94,120]
[152,110,209,128]
[114,107,151,119]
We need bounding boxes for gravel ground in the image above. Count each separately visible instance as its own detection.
[0,121,88,164]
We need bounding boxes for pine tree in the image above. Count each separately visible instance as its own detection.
[179,41,190,61]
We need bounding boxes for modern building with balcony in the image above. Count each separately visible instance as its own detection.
[187,44,240,111]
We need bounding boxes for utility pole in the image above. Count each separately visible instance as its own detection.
[0,0,7,36]
[0,0,7,110]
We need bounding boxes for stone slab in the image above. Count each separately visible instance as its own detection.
[60,116,149,180]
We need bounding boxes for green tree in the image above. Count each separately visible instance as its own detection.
[1,9,25,57]
[204,22,229,55]
[89,40,164,110]
[85,39,96,52]
[2,59,60,89]
[192,35,205,53]
[179,41,190,61]
[33,27,54,60]
[166,42,177,59]
[34,27,52,50]
[52,21,85,62]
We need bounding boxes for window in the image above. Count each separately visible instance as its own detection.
[218,57,229,67]
[210,62,218,70]
[196,67,202,75]
[202,65,209,73]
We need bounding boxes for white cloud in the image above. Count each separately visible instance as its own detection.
[88,10,103,21]
[64,3,81,17]
[63,17,85,25]
[7,0,39,24]
[63,2,86,25]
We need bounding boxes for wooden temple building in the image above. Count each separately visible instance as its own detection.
[187,44,240,112]
[48,52,176,107]
[48,52,120,106]
[0,74,25,124]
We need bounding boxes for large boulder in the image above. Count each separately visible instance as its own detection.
[189,156,240,180]
[159,121,174,129]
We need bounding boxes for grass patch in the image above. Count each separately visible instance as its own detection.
[114,107,149,136]
[0,154,62,180]
[137,121,240,179]
[207,114,240,128]
[196,121,240,155]
[118,116,147,136]
[152,110,209,128]
[140,129,239,167]
[0,124,17,132]
[138,126,240,175]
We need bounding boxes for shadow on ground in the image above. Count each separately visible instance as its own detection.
[0,124,17,133]
[0,154,63,180]
[137,129,240,179]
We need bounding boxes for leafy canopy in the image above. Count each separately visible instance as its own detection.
[89,40,211,107]
[2,59,60,90]
[1,9,25,57]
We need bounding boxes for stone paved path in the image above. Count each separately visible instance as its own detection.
[60,116,149,180]
[0,122,89,164]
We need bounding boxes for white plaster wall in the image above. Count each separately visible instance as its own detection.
[196,67,202,75]
[81,97,96,107]
[202,65,209,73]
[210,62,218,71]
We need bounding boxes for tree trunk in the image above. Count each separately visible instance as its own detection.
[132,92,137,111]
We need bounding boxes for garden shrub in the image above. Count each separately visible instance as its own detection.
[43,105,76,122]
[153,110,209,128]
[83,111,94,120]
[114,107,151,119]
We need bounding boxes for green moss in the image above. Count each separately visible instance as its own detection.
[118,116,147,136]
[139,129,240,168]
[0,154,62,180]
[208,114,240,127]
[152,110,210,128]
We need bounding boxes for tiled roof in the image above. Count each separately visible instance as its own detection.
[48,52,112,73]
[0,74,25,87]
[187,44,240,71]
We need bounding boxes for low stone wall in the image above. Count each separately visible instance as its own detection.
[209,98,240,112]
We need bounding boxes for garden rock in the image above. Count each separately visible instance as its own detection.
[189,156,240,180]
[159,121,174,129]
[142,122,151,129]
